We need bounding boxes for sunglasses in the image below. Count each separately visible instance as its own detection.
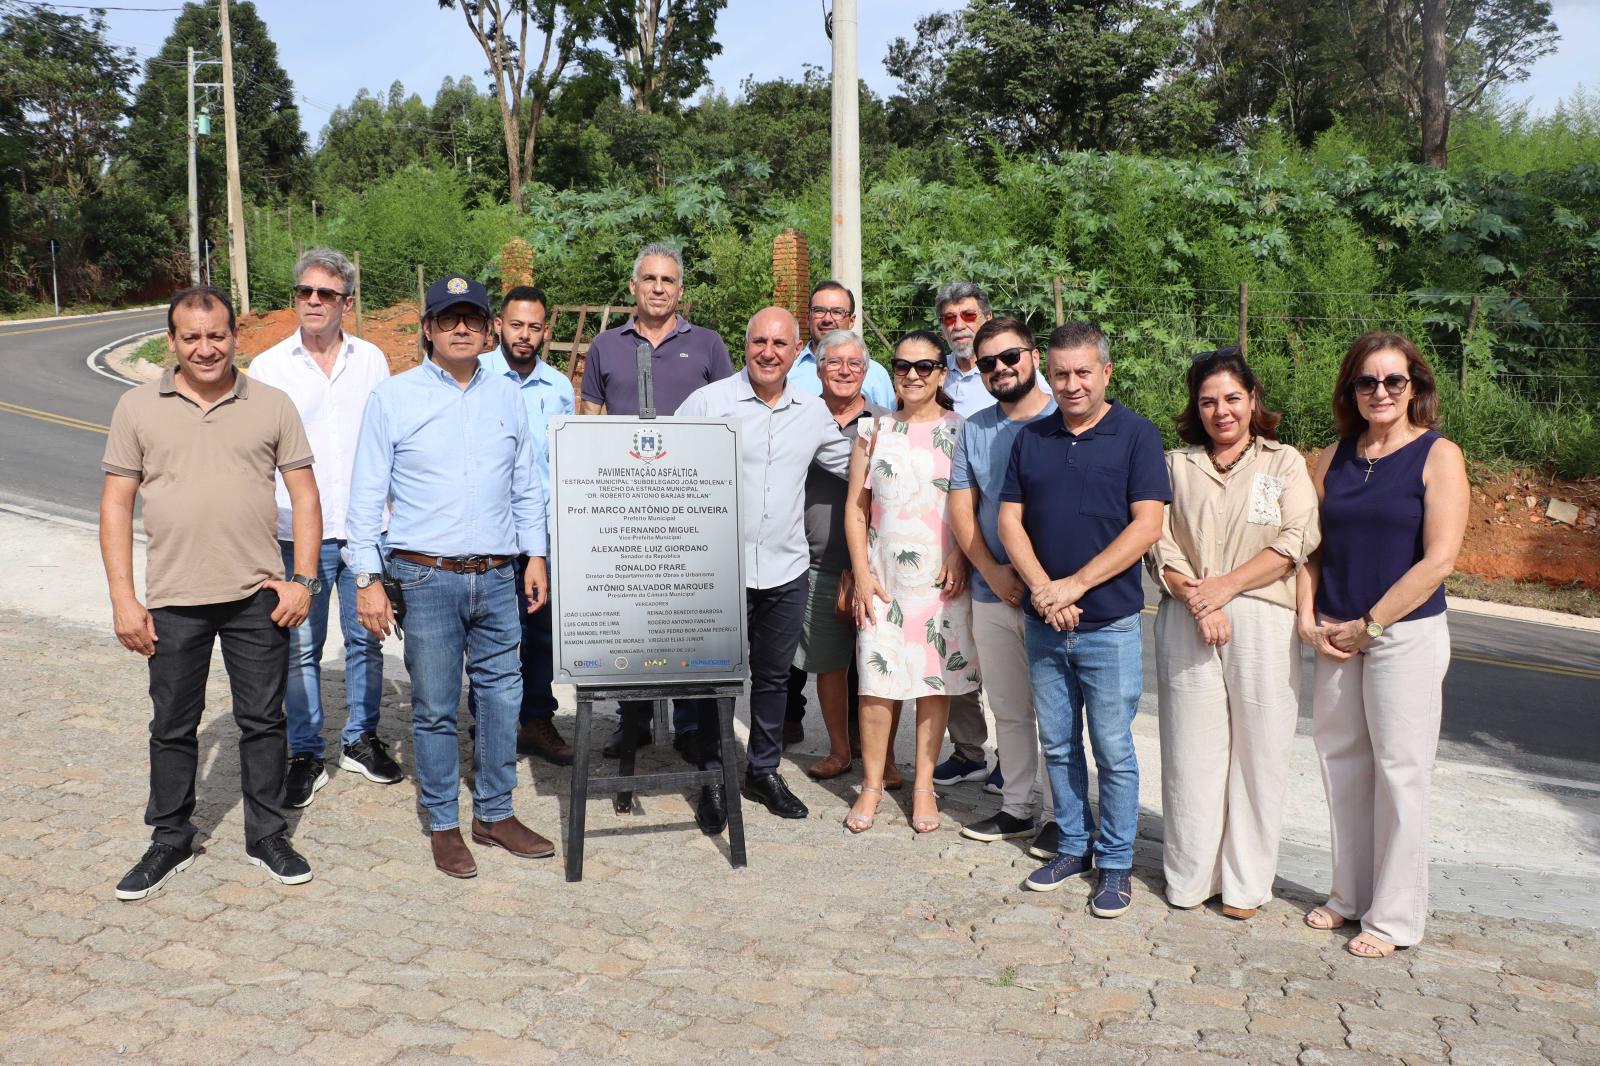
[892,358,946,378]
[940,309,981,327]
[976,346,1030,374]
[1352,373,1411,397]
[294,284,347,302]
[435,310,488,333]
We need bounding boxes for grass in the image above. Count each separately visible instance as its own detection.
[0,301,119,322]
[131,336,169,365]
[1446,573,1600,619]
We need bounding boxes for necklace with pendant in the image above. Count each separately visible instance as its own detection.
[1358,430,1414,483]
[1209,436,1252,475]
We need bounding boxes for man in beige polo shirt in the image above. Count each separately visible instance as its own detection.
[100,285,325,900]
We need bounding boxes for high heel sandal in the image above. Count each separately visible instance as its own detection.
[910,787,941,834]
[845,785,883,833]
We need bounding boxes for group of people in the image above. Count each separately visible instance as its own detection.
[101,242,1468,961]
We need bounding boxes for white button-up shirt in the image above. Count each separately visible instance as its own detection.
[246,328,390,540]
[677,369,853,590]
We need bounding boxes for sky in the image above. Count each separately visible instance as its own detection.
[84,0,1600,145]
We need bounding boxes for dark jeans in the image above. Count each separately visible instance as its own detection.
[702,572,809,774]
[145,589,289,850]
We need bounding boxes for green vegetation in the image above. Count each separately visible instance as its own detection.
[1446,574,1600,618]
[2,0,1596,473]
[130,336,168,365]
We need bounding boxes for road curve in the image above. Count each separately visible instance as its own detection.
[0,308,165,523]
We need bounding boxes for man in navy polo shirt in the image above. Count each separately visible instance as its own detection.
[998,321,1170,919]
[578,242,734,760]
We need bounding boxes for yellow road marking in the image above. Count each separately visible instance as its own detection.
[0,399,109,435]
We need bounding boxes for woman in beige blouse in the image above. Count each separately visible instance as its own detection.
[1147,346,1319,919]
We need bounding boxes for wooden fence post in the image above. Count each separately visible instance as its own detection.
[1052,276,1065,326]
[417,263,426,359]
[353,251,363,337]
[1238,282,1249,357]
[1463,294,1481,392]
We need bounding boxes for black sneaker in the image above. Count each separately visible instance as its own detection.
[1028,821,1062,860]
[960,810,1037,842]
[285,754,328,808]
[339,733,402,784]
[245,832,312,885]
[115,842,195,901]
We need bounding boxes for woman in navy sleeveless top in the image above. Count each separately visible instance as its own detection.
[1295,332,1469,958]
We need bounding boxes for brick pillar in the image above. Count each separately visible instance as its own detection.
[500,237,534,293]
[772,229,811,344]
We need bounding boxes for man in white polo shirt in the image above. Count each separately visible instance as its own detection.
[248,247,397,808]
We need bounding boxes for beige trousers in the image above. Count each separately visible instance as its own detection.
[970,598,1053,819]
[1312,613,1449,947]
[1156,596,1301,909]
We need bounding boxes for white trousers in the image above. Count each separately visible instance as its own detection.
[1312,613,1449,946]
[1156,596,1301,909]
[970,598,1052,819]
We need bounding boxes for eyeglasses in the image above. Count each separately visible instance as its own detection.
[435,310,488,333]
[821,358,866,374]
[940,309,981,327]
[892,358,946,378]
[294,285,347,302]
[976,346,1030,374]
[809,305,853,319]
[1352,373,1411,397]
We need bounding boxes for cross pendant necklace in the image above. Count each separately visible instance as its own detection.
[1363,456,1378,483]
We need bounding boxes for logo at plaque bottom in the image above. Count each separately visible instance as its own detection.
[614,656,629,670]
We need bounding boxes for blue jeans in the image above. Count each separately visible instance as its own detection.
[467,555,556,725]
[393,557,522,831]
[279,540,383,757]
[1024,612,1144,868]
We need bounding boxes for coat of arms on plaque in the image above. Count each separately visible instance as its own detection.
[629,428,667,461]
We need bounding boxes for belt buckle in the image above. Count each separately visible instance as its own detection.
[457,556,489,574]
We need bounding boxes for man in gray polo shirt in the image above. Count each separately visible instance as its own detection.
[101,286,323,899]
[677,307,853,833]
[579,242,734,759]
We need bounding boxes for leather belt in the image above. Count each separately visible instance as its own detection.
[392,551,512,574]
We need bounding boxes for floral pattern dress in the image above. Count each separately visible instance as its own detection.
[856,412,980,700]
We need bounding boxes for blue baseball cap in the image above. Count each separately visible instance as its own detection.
[424,274,491,319]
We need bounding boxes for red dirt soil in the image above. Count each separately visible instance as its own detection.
[235,305,1600,593]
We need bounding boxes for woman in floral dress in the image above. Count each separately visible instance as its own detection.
[844,330,981,834]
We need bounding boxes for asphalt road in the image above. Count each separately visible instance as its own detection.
[0,308,164,523]
[2,309,1596,776]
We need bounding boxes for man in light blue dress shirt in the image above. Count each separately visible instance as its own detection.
[477,285,576,767]
[348,274,554,879]
[676,307,853,834]
[785,279,896,411]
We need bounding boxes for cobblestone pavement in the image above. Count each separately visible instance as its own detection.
[3,605,1599,1065]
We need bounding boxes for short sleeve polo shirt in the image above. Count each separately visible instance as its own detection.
[579,314,734,416]
[1000,400,1171,628]
[103,369,314,609]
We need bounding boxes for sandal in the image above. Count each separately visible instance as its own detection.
[883,762,904,791]
[808,752,853,780]
[1347,932,1398,958]
[844,786,883,834]
[910,787,941,834]
[1304,905,1348,930]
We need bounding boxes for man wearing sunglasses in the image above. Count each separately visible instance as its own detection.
[949,317,1059,860]
[347,274,554,878]
[247,248,396,808]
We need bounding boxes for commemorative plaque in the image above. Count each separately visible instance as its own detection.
[549,416,747,686]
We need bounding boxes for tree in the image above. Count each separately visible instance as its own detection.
[121,2,307,222]
[439,0,599,212]
[885,1,1211,158]
[597,0,727,115]
[1351,0,1560,167]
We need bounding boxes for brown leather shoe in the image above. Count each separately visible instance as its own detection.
[470,816,555,859]
[517,719,574,765]
[430,827,477,878]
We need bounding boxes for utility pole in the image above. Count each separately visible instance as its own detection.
[48,238,60,315]
[219,0,250,314]
[186,48,201,285]
[828,0,861,311]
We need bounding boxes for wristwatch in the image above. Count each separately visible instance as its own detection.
[354,572,379,589]
[289,574,324,596]
[1362,612,1384,639]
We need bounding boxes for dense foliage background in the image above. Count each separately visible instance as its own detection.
[2,0,1596,472]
